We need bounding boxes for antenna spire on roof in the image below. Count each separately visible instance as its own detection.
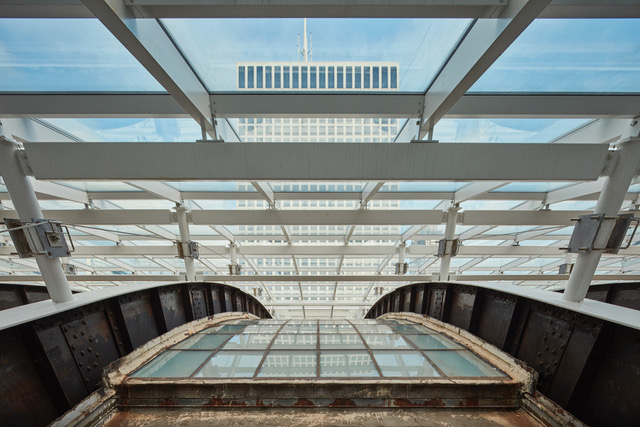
[297,18,312,62]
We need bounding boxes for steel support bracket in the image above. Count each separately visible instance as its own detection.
[437,238,460,257]
[4,218,74,258]
[176,240,199,259]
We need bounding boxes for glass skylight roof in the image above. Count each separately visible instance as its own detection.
[0,19,163,92]
[471,19,640,93]
[132,318,506,379]
[162,18,471,92]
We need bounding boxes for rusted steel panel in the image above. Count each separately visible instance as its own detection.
[211,288,223,314]
[515,308,573,394]
[0,288,25,311]
[118,293,161,350]
[392,291,401,313]
[401,288,412,312]
[188,285,208,320]
[447,286,476,331]
[475,292,517,349]
[61,310,121,392]
[35,325,88,407]
[606,284,640,311]
[547,320,602,408]
[223,289,233,312]
[25,290,52,304]
[413,286,425,315]
[0,328,60,427]
[578,325,640,427]
[428,287,446,320]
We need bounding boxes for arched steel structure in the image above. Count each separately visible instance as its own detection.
[366,281,640,426]
[0,282,270,426]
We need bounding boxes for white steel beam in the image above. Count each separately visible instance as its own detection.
[4,244,634,257]
[3,273,639,283]
[564,138,640,302]
[0,135,73,303]
[251,181,276,206]
[552,118,640,144]
[29,178,90,205]
[2,1,639,19]
[454,181,506,203]
[126,181,182,204]
[6,94,640,119]
[418,0,550,139]
[211,225,236,243]
[3,208,638,227]
[23,142,612,181]
[80,0,218,139]
[361,182,385,205]
[545,178,606,205]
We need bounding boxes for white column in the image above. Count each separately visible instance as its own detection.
[0,135,73,302]
[175,205,196,282]
[439,206,460,281]
[229,242,238,267]
[564,138,640,302]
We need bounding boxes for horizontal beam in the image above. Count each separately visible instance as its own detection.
[23,142,611,181]
[2,94,640,118]
[1,1,637,18]
[2,244,638,257]
[4,190,638,203]
[2,208,629,226]
[2,274,639,283]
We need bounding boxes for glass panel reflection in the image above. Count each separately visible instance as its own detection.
[319,334,365,349]
[133,350,210,378]
[373,351,440,377]
[362,334,412,349]
[174,334,232,350]
[221,334,274,350]
[425,350,505,377]
[257,351,316,377]
[403,335,463,350]
[390,324,436,335]
[201,324,247,334]
[272,334,317,349]
[194,351,263,378]
[320,351,379,377]
[280,325,318,334]
[353,325,395,334]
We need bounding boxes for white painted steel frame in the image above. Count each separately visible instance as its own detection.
[22,142,612,181]
[2,94,639,118]
[1,0,638,19]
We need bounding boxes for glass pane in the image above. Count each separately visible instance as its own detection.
[0,19,163,91]
[319,324,357,334]
[133,350,210,378]
[373,351,440,377]
[43,118,202,143]
[319,334,365,349]
[279,325,318,334]
[257,351,316,377]
[220,334,274,350]
[433,119,592,143]
[163,18,471,91]
[389,324,436,335]
[242,325,282,334]
[353,325,395,334]
[174,334,233,350]
[471,19,640,93]
[425,350,505,377]
[194,351,263,378]
[403,335,463,350]
[272,334,317,349]
[362,334,413,349]
[201,324,247,334]
[320,351,379,377]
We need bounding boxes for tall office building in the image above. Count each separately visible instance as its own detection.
[235,25,402,307]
